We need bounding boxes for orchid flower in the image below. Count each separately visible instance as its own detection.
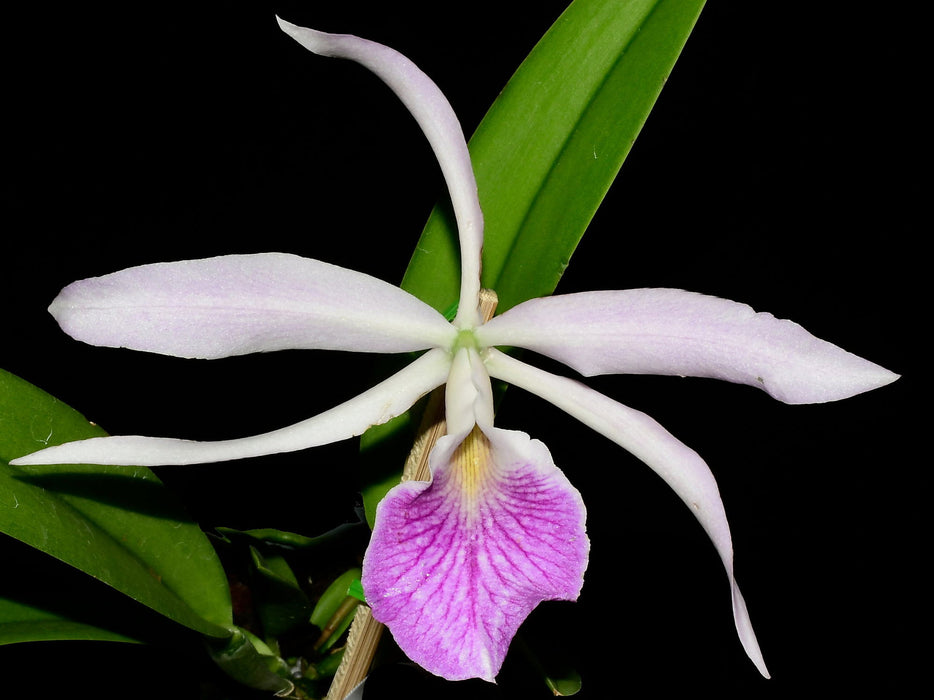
[12,18,897,683]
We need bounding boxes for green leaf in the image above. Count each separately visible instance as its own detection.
[0,537,207,646]
[547,671,584,697]
[0,368,233,640]
[206,627,295,696]
[309,568,361,653]
[402,0,707,313]
[303,645,345,681]
[216,517,368,552]
[0,598,141,645]
[309,568,361,630]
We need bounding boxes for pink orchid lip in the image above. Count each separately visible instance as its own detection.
[363,425,588,681]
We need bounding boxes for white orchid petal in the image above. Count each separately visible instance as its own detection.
[277,18,483,325]
[10,349,452,467]
[444,347,495,438]
[483,348,770,677]
[50,253,455,359]
[477,289,897,404]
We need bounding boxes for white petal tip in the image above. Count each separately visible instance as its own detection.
[732,584,771,679]
[274,15,298,35]
[777,362,900,405]
[275,16,336,58]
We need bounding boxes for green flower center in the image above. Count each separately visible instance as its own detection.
[452,327,481,354]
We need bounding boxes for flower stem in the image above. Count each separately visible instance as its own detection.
[324,605,383,700]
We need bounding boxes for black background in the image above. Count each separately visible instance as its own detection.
[2,1,922,698]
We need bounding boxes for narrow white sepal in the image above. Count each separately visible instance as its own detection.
[10,349,452,467]
[483,349,770,677]
[477,289,898,404]
[276,17,483,326]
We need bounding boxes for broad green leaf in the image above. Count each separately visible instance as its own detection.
[0,598,141,645]
[0,368,232,639]
[362,0,706,521]
[0,540,202,645]
[402,0,707,313]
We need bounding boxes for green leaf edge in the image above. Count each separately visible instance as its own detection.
[0,367,233,641]
[0,598,142,646]
[401,0,707,312]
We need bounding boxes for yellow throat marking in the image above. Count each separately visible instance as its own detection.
[451,426,494,505]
